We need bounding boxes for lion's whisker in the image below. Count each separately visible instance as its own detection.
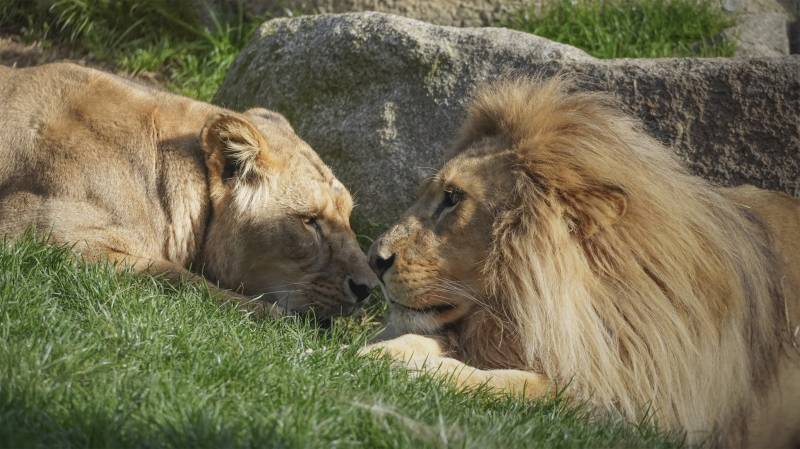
[430,277,511,328]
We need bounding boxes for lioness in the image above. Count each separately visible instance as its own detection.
[362,77,800,448]
[0,63,377,320]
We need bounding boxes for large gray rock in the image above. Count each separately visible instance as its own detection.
[235,0,532,27]
[212,0,799,26]
[206,0,607,27]
[721,0,797,15]
[724,13,791,56]
[215,12,800,229]
[792,19,800,52]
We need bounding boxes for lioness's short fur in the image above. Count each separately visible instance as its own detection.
[0,63,377,319]
[362,77,800,448]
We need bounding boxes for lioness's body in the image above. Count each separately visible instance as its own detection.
[0,64,214,268]
[0,63,376,318]
[363,78,800,448]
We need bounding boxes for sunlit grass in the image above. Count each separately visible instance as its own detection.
[0,236,685,448]
[506,0,736,58]
[0,2,703,446]
[0,0,261,101]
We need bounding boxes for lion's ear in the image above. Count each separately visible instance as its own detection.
[562,185,627,239]
[201,113,275,185]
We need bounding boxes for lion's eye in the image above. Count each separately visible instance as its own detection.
[303,216,322,233]
[434,188,463,221]
[442,189,463,209]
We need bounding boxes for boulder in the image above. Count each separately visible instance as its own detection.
[210,0,799,26]
[721,0,797,15]
[206,0,534,26]
[724,13,791,57]
[215,12,800,229]
[792,19,800,52]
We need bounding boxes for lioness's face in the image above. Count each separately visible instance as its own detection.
[369,139,515,333]
[202,109,377,320]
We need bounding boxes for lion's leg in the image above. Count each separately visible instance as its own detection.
[406,356,552,400]
[98,249,285,319]
[359,333,447,360]
[360,334,553,400]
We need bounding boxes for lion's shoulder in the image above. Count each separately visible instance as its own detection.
[722,185,800,318]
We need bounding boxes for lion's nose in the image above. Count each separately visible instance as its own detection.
[370,252,396,281]
[347,278,372,302]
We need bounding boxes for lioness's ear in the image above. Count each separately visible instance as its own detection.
[562,185,627,239]
[244,107,294,133]
[201,113,274,184]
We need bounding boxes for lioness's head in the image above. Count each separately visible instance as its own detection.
[369,78,630,335]
[200,108,377,319]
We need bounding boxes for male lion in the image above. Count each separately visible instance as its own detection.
[362,77,800,448]
[0,63,377,320]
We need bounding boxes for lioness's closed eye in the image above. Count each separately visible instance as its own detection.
[361,77,800,449]
[0,62,377,320]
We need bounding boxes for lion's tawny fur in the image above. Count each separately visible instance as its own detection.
[464,78,793,444]
[368,77,800,448]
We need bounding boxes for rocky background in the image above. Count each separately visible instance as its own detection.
[5,1,798,229]
[209,1,797,25]
[203,0,800,55]
[214,11,800,226]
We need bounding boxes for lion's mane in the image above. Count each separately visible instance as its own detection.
[455,77,786,444]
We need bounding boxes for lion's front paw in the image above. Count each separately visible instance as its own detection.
[358,339,414,362]
[358,334,444,362]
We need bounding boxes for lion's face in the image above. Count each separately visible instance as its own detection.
[369,137,515,333]
[202,109,377,320]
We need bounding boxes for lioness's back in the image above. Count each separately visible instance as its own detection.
[0,63,215,250]
[0,63,194,171]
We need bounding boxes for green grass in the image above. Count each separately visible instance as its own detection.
[0,0,262,101]
[506,0,736,58]
[0,236,686,448]
[2,0,738,102]
[0,3,701,446]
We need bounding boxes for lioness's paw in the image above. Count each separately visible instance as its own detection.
[226,294,286,320]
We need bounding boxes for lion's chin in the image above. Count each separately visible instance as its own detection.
[386,305,445,334]
[381,286,466,333]
[390,300,456,315]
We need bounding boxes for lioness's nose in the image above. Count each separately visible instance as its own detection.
[347,278,372,302]
[370,252,395,281]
